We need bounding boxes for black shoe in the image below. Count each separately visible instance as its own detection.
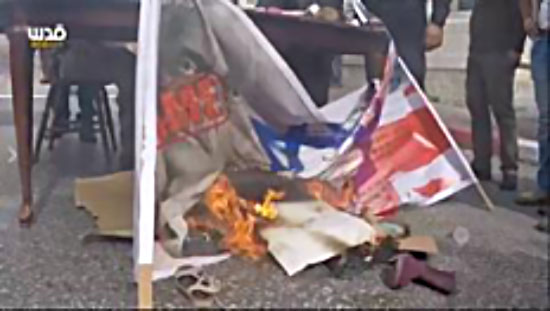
[427,94,440,103]
[471,163,491,181]
[500,171,517,191]
[535,217,549,233]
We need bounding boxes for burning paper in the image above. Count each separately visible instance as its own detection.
[204,175,285,260]
[260,200,375,276]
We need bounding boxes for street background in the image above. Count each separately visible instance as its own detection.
[0,11,548,308]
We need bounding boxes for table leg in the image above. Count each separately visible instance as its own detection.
[8,26,35,224]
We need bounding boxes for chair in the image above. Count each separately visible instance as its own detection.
[34,79,118,164]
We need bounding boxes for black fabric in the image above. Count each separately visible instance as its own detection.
[279,48,334,107]
[469,0,526,54]
[466,52,519,173]
[257,0,341,107]
[359,0,452,88]
[363,0,429,87]
[431,0,452,27]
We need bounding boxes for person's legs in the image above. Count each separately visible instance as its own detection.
[77,83,101,143]
[331,55,343,87]
[484,52,519,190]
[52,83,71,131]
[109,49,137,171]
[530,37,549,231]
[282,48,333,107]
[531,38,550,196]
[363,52,379,102]
[364,0,427,88]
[465,54,492,179]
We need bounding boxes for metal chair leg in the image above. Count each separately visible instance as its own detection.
[47,83,71,151]
[94,92,111,163]
[101,87,118,152]
[34,84,57,164]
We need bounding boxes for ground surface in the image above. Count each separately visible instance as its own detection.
[0,12,548,309]
[0,125,547,308]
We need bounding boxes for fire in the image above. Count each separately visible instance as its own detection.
[254,189,284,220]
[305,179,355,210]
[204,175,275,260]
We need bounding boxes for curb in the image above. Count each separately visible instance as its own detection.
[448,127,539,166]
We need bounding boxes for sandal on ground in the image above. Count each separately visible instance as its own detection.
[174,267,221,308]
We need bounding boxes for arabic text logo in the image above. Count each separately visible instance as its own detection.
[27,24,67,49]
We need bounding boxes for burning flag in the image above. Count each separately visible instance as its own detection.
[252,47,475,217]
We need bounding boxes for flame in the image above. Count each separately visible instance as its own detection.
[254,189,284,220]
[305,179,355,210]
[204,175,266,260]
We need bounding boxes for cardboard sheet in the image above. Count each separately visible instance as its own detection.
[398,236,439,254]
[74,172,134,238]
[74,173,231,282]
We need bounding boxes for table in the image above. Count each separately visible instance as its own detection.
[0,0,386,225]
[0,0,140,224]
[246,10,388,54]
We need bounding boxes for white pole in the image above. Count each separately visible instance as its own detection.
[133,0,161,307]
[397,57,495,211]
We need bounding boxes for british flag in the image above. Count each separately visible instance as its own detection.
[252,47,475,217]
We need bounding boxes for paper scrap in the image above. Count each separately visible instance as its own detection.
[398,236,439,254]
[153,242,231,281]
[260,200,374,276]
[261,226,348,276]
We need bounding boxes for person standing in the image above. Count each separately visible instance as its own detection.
[257,0,343,107]
[517,0,550,231]
[361,0,452,89]
[465,0,526,191]
[343,0,388,99]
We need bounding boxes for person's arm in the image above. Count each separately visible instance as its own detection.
[513,3,528,55]
[430,0,452,28]
[425,0,451,51]
[519,0,539,38]
[519,0,533,20]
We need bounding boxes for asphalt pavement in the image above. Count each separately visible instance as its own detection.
[0,93,548,308]
[0,114,547,308]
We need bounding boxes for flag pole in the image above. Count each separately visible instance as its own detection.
[134,0,161,308]
[396,58,495,211]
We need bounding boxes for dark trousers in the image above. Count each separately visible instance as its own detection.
[281,48,334,107]
[364,46,388,85]
[53,84,99,127]
[58,43,136,170]
[466,52,519,173]
[364,0,427,88]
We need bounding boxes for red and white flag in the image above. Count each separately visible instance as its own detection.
[315,47,476,217]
